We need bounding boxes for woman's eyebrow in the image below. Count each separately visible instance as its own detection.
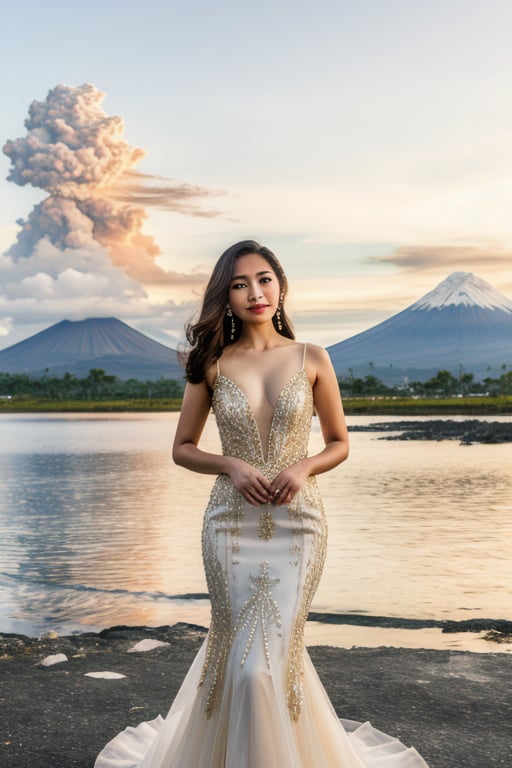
[230,270,272,281]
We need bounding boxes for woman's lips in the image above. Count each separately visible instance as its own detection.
[247,304,269,313]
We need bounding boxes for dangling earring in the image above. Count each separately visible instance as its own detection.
[276,292,284,331]
[226,305,236,341]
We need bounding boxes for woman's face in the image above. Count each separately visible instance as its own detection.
[228,252,281,326]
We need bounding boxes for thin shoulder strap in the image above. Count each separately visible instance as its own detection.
[302,343,307,369]
[216,357,221,376]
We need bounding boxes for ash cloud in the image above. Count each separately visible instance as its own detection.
[3,83,220,285]
[1,83,218,343]
[111,171,224,218]
[4,84,144,197]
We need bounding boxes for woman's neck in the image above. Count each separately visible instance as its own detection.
[237,322,285,351]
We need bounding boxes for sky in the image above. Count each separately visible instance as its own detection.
[1,0,512,349]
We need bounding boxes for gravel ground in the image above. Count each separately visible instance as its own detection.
[1,623,511,768]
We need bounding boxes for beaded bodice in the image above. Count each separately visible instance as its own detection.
[212,368,313,478]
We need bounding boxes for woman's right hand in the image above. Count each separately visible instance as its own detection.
[226,457,272,506]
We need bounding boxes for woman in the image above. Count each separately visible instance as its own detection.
[95,241,430,767]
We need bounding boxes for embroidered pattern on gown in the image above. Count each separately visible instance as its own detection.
[94,355,431,768]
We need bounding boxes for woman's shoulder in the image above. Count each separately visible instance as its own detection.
[302,342,331,364]
[300,343,336,384]
[301,341,326,353]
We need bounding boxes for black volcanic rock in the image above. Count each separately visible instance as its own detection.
[0,318,183,381]
[328,272,512,382]
[349,420,512,444]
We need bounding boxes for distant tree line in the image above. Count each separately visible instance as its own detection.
[1,366,511,401]
[339,367,512,398]
[0,368,185,400]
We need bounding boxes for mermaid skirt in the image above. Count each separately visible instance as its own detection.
[95,492,429,767]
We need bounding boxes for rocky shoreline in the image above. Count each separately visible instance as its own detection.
[1,623,512,768]
[349,418,512,444]
[307,613,512,639]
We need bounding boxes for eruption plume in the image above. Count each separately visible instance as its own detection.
[3,83,221,285]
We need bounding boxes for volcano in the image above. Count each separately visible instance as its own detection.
[327,272,512,383]
[0,317,182,380]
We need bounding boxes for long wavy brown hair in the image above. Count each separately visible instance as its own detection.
[184,240,295,383]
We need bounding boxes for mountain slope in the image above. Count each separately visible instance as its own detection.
[327,272,512,382]
[0,318,183,380]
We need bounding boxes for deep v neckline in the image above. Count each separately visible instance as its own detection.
[214,368,309,464]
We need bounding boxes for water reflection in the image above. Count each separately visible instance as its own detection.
[0,413,511,635]
[318,428,512,621]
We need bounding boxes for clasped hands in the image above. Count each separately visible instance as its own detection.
[228,457,310,507]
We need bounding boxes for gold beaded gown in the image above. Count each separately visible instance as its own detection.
[95,348,430,768]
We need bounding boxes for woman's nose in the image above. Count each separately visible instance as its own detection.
[248,282,263,301]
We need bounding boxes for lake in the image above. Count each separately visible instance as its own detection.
[0,412,511,638]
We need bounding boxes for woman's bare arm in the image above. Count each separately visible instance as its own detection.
[306,344,349,471]
[172,380,227,475]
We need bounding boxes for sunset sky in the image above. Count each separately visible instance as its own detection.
[1,0,512,349]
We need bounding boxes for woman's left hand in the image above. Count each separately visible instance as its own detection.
[268,459,310,505]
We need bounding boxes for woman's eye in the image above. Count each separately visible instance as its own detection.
[260,277,272,284]
[232,282,246,289]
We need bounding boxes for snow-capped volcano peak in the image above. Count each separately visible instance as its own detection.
[327,270,512,381]
[412,271,512,312]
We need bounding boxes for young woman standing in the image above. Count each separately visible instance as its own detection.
[95,240,430,768]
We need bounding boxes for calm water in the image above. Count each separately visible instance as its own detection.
[1,412,511,636]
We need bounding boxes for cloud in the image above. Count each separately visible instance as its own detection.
[369,243,512,272]
[3,84,144,197]
[109,170,225,218]
[3,83,224,285]
[132,298,201,346]
[0,316,13,337]
[0,83,220,345]
[0,238,144,304]
[7,196,96,259]
[292,306,393,346]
